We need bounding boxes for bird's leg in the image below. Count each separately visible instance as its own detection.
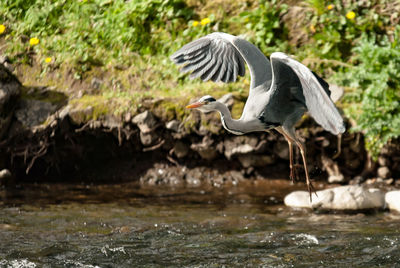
[276,127,296,182]
[279,126,317,201]
[293,139,316,201]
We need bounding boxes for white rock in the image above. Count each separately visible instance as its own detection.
[377,166,391,179]
[165,120,180,132]
[385,191,400,212]
[312,185,384,210]
[284,185,385,210]
[284,191,311,208]
[329,84,344,102]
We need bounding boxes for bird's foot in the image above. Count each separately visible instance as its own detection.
[306,179,318,202]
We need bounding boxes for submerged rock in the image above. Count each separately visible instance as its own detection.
[284,185,385,210]
[385,191,400,212]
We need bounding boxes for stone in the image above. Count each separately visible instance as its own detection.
[68,105,94,125]
[14,99,57,128]
[321,155,345,183]
[378,156,390,167]
[217,93,234,110]
[165,120,180,132]
[284,191,311,208]
[0,169,12,185]
[0,63,21,139]
[377,166,391,179]
[140,131,159,146]
[329,84,344,103]
[91,77,103,90]
[273,140,289,160]
[312,185,385,210]
[237,154,275,168]
[132,110,157,133]
[284,185,385,210]
[173,141,189,158]
[385,191,400,212]
[190,136,217,160]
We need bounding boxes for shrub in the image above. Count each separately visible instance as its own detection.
[334,30,400,158]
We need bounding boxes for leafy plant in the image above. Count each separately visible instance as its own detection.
[334,30,400,158]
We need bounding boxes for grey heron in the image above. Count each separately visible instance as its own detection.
[170,32,345,198]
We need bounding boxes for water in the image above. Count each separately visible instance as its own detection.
[1,182,400,267]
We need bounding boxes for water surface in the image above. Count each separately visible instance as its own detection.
[0,182,399,267]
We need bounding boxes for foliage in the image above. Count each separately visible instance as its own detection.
[305,0,396,61]
[334,30,400,158]
[1,0,400,157]
[237,0,289,54]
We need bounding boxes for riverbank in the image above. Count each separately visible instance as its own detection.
[0,61,399,189]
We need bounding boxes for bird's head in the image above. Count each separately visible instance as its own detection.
[186,95,218,113]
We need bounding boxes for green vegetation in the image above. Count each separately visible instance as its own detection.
[0,0,399,158]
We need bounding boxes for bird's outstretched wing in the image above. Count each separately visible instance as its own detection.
[170,33,245,83]
[170,32,271,88]
[270,52,345,135]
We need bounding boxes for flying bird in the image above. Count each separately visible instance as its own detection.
[170,32,345,198]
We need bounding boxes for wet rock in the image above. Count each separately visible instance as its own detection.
[385,191,400,212]
[237,154,275,168]
[14,99,57,128]
[132,110,157,133]
[377,166,391,179]
[285,185,385,210]
[312,185,384,210]
[191,136,217,160]
[172,141,189,158]
[165,120,180,132]
[0,64,21,139]
[284,191,311,208]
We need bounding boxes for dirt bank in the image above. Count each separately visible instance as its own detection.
[0,62,399,188]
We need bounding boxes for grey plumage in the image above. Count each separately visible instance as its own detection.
[171,32,345,199]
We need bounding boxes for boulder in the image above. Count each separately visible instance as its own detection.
[15,99,58,128]
[172,141,189,158]
[284,191,311,208]
[132,110,158,133]
[0,63,21,139]
[385,191,400,212]
[284,185,385,210]
[190,136,217,160]
[165,120,180,132]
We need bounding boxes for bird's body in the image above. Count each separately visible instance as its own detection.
[171,32,345,198]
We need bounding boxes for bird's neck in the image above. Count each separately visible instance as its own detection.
[214,102,246,135]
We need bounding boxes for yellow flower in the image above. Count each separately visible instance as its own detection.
[192,20,199,27]
[327,4,334,10]
[309,24,316,33]
[45,57,52,63]
[346,11,356,20]
[200,18,211,26]
[29,37,40,46]
[0,24,5,34]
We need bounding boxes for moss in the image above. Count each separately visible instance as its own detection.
[20,86,68,107]
[69,95,111,122]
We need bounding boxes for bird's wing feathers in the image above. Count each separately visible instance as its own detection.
[170,33,246,83]
[270,52,345,135]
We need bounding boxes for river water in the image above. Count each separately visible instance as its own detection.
[0,181,399,267]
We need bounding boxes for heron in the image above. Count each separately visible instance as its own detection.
[170,32,345,198]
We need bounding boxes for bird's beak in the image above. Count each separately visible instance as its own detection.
[186,102,204,109]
